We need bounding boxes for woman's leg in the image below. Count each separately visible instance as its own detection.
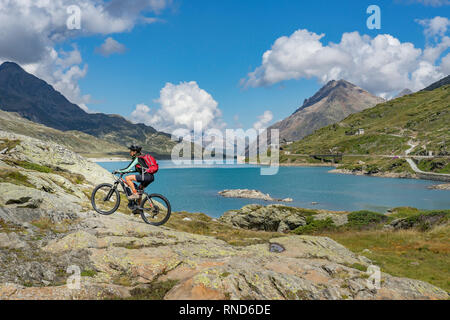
[140,174,155,189]
[125,175,138,194]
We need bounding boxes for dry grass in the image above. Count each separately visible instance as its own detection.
[0,139,20,152]
[320,224,450,292]
[31,217,77,234]
[56,171,86,185]
[0,219,25,233]
[0,168,35,188]
[166,211,283,246]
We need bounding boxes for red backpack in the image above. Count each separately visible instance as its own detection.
[138,154,159,174]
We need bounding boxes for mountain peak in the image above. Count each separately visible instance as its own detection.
[395,88,413,98]
[296,79,361,113]
[270,79,384,142]
[0,61,25,73]
[327,79,356,87]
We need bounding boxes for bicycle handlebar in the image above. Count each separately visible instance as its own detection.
[112,172,124,181]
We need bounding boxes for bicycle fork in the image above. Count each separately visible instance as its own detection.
[103,184,117,202]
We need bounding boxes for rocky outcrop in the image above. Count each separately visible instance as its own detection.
[329,168,417,179]
[219,189,293,202]
[0,207,447,300]
[387,212,448,231]
[0,131,112,185]
[219,204,349,233]
[0,131,113,211]
[312,213,348,227]
[428,183,450,190]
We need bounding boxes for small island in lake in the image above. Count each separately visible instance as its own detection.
[218,189,293,202]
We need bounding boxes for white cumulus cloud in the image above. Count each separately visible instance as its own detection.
[130,103,154,125]
[243,26,449,97]
[253,111,274,130]
[417,16,450,39]
[95,37,127,57]
[129,81,224,132]
[0,0,170,112]
[440,52,450,73]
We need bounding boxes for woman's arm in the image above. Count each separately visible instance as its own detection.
[117,158,138,173]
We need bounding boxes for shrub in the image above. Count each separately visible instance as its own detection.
[293,217,336,235]
[5,159,53,173]
[19,161,53,173]
[347,210,387,228]
[365,164,380,174]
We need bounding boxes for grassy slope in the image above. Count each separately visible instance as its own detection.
[290,207,450,292]
[285,85,449,155]
[326,226,449,292]
[0,111,128,158]
[282,85,450,173]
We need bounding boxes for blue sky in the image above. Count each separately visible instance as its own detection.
[1,0,449,131]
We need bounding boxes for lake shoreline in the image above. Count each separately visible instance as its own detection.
[249,161,336,168]
[88,157,129,163]
[328,168,418,180]
[278,162,449,183]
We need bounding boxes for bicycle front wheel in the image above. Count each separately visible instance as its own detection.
[91,183,121,215]
[140,194,171,226]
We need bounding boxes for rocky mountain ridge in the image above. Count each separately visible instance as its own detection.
[269,80,384,142]
[0,62,175,158]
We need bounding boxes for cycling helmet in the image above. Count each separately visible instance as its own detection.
[128,145,142,152]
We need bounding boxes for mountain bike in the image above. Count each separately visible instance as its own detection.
[90,173,171,226]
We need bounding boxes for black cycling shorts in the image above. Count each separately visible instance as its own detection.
[135,173,154,188]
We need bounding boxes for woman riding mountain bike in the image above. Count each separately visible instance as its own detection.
[113,145,156,210]
[91,147,170,225]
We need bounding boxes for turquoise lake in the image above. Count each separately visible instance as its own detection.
[98,161,450,218]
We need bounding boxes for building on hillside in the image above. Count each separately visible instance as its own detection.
[345,128,365,136]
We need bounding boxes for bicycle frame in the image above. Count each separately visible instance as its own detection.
[107,174,149,205]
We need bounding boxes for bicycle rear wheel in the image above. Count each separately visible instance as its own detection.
[140,194,171,226]
[91,183,120,215]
